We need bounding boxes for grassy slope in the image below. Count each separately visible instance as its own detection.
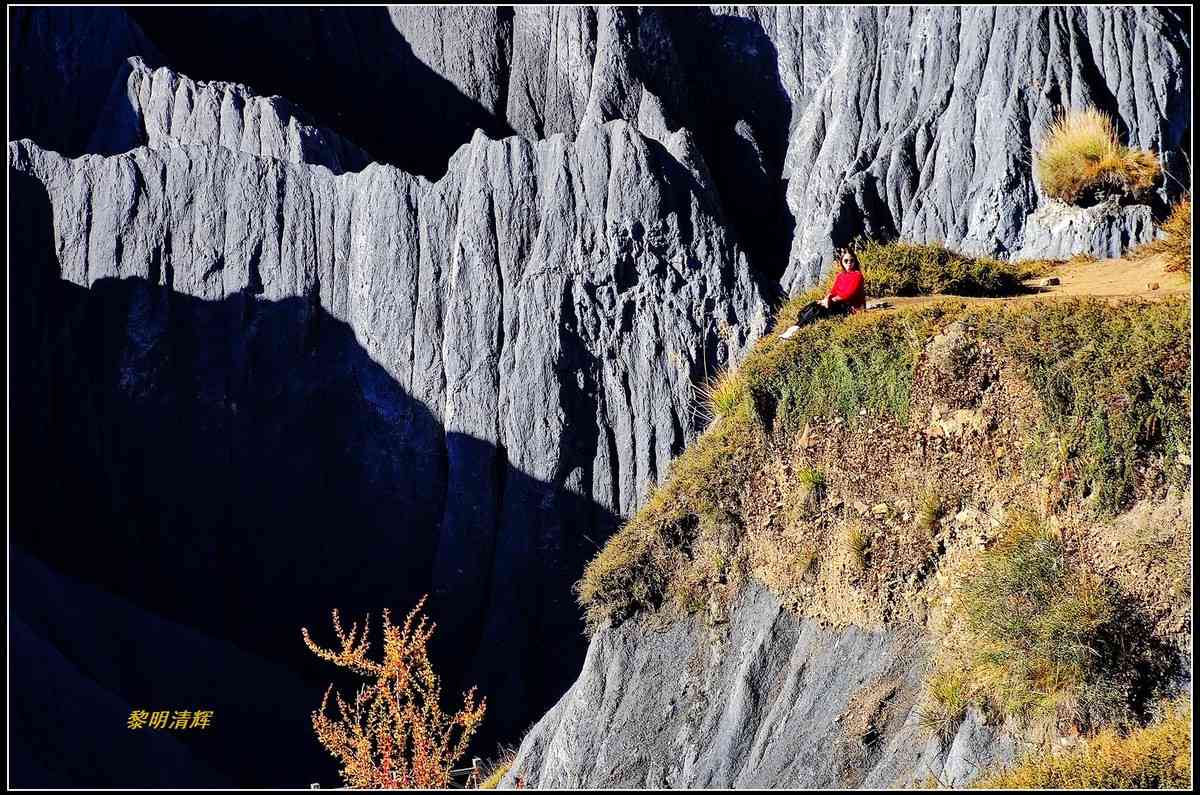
[580,294,1190,629]
[856,239,1055,297]
[976,703,1191,789]
[576,241,1191,784]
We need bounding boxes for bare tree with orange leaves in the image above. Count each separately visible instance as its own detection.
[301,596,486,788]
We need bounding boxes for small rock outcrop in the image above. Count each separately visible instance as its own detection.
[1015,200,1157,261]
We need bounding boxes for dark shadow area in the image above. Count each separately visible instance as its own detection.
[126,7,515,179]
[1099,593,1189,727]
[9,168,614,786]
[646,7,796,297]
[7,6,164,156]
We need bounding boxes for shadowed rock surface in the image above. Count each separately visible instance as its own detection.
[10,549,320,788]
[8,125,765,783]
[503,584,1017,789]
[8,6,163,156]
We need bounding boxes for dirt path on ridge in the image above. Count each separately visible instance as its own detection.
[872,252,1190,311]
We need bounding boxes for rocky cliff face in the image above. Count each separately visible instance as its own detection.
[6,5,1191,789]
[11,7,1189,286]
[775,5,1190,290]
[87,57,372,173]
[119,6,1190,287]
[504,584,1016,789]
[9,115,765,780]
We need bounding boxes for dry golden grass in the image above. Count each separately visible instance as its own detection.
[477,748,517,790]
[302,597,487,789]
[1035,107,1161,204]
[917,667,971,741]
[699,366,750,422]
[1135,198,1191,274]
[915,487,943,534]
[478,762,511,789]
[843,524,869,572]
[977,702,1191,789]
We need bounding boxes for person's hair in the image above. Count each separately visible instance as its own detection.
[838,247,860,271]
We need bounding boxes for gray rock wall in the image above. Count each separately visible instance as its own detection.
[9,123,766,753]
[87,58,372,174]
[777,5,1190,291]
[14,7,1189,286]
[504,584,1017,789]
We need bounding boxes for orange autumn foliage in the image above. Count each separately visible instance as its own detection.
[302,596,486,789]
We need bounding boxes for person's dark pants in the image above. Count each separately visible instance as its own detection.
[796,300,851,326]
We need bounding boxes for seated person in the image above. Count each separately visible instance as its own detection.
[780,248,866,337]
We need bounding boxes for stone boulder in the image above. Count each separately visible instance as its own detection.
[1015,200,1157,260]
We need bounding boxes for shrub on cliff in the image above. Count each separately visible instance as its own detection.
[1035,107,1161,204]
[934,512,1125,728]
[1135,198,1191,274]
[302,597,486,788]
[976,702,1191,789]
[857,240,1048,297]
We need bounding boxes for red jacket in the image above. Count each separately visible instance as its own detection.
[829,270,866,312]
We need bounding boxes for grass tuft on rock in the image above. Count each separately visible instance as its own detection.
[917,668,971,741]
[915,487,943,534]
[1034,107,1161,204]
[699,367,750,422]
[844,525,869,571]
[796,467,826,489]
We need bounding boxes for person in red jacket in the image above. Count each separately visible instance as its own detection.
[823,248,867,312]
[782,248,867,336]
